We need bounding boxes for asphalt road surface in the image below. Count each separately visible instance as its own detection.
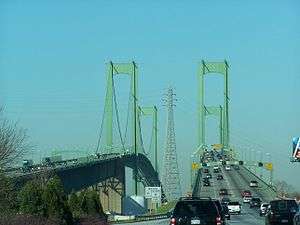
[120,165,273,225]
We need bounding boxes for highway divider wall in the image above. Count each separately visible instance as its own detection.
[241,166,277,201]
[192,169,202,197]
[242,165,276,193]
[110,214,168,224]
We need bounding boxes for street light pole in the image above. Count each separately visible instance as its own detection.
[251,149,255,172]
[266,153,273,185]
[257,150,263,178]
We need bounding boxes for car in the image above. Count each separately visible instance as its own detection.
[243,196,252,203]
[227,201,241,214]
[213,165,219,170]
[233,165,240,170]
[212,199,230,221]
[221,197,231,204]
[203,177,210,182]
[249,180,258,187]
[170,197,226,225]
[260,203,269,216]
[221,202,231,220]
[219,188,228,196]
[214,168,220,173]
[249,197,261,208]
[206,173,212,179]
[225,165,231,171]
[293,207,300,225]
[265,199,298,225]
[241,190,252,197]
[203,168,209,173]
[203,180,211,187]
[217,174,224,180]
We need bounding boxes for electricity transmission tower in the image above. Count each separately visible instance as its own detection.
[162,88,182,201]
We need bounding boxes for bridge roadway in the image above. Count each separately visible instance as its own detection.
[11,153,161,195]
[118,165,277,225]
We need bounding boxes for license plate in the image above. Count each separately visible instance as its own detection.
[281,219,288,223]
[191,219,201,224]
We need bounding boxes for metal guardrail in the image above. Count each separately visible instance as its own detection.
[242,165,277,193]
[111,214,168,224]
[192,169,202,197]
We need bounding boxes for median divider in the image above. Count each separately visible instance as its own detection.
[242,165,276,193]
[110,213,168,224]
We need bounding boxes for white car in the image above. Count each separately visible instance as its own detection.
[243,196,252,203]
[227,201,241,214]
[249,180,258,187]
[225,165,231,171]
[259,203,269,216]
[213,165,219,170]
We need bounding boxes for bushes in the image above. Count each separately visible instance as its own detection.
[17,176,107,225]
[69,189,106,220]
[0,215,58,225]
[18,180,44,216]
[0,172,18,217]
[80,190,105,217]
[18,176,73,225]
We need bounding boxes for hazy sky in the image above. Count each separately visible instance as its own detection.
[1,0,300,192]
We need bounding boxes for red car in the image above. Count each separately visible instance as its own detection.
[241,190,252,197]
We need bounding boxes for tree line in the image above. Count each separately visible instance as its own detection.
[0,108,108,225]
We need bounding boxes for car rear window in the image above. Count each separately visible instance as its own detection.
[270,200,298,212]
[174,201,218,217]
[228,202,239,205]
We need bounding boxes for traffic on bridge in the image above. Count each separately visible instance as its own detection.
[0,1,299,225]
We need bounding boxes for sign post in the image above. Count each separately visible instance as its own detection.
[145,187,162,211]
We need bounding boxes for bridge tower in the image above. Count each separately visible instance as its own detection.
[96,61,142,199]
[198,60,230,150]
[204,105,223,146]
[162,88,182,201]
[139,106,158,173]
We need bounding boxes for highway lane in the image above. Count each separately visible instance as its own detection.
[119,165,272,225]
[199,165,267,225]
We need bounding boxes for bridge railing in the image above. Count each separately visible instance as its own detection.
[192,169,202,197]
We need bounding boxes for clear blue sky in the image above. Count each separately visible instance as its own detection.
[1,0,300,192]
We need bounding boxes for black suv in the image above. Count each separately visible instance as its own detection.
[249,197,261,208]
[170,197,225,225]
[265,199,299,225]
[212,199,230,221]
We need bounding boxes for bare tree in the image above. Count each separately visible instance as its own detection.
[0,107,30,168]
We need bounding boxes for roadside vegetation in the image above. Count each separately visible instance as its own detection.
[0,108,107,225]
[155,200,176,214]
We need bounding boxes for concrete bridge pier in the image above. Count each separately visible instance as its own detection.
[95,167,125,214]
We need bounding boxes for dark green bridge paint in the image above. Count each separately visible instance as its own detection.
[14,154,161,194]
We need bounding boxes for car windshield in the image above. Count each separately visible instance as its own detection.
[270,200,298,212]
[174,201,218,217]
[252,198,261,202]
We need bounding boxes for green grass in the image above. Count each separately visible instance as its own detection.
[155,201,177,214]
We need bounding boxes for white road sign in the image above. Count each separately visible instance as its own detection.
[145,186,161,200]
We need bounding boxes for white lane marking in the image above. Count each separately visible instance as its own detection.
[221,167,236,198]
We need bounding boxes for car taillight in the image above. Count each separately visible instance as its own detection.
[170,217,176,225]
[216,216,221,225]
